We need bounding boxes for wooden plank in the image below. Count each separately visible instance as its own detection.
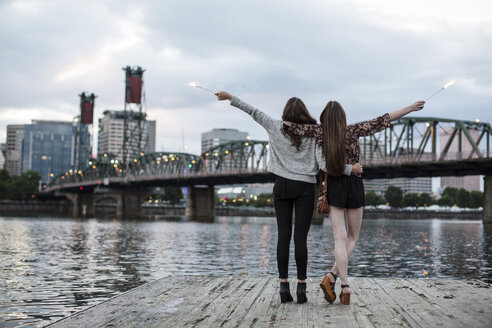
[405,279,491,327]
[47,277,492,328]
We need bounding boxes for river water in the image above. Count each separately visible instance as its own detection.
[1,216,491,327]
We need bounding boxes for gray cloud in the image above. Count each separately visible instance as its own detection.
[1,0,491,155]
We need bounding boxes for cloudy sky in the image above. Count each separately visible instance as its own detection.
[1,0,491,155]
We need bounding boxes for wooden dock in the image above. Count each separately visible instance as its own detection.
[48,276,491,327]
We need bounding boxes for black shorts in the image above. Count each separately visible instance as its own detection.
[326,174,365,209]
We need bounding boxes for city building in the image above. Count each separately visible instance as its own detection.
[5,125,24,175]
[21,120,90,182]
[364,177,433,195]
[0,143,5,170]
[439,126,481,191]
[201,128,248,154]
[97,110,156,162]
[148,120,156,153]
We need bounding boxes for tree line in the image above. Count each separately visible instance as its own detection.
[367,186,483,208]
[0,169,41,200]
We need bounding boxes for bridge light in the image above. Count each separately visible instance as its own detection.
[476,119,480,123]
[104,154,107,157]
[205,153,209,157]
[245,142,249,146]
[98,180,101,184]
[225,150,229,154]
[141,153,144,156]
[133,158,138,163]
[165,159,168,162]
[171,157,175,161]
[78,170,82,174]
[156,160,161,164]
[50,173,54,177]
[393,136,397,140]
[214,152,218,156]
[88,161,92,165]
[115,160,118,163]
[192,160,196,164]
[92,165,96,169]
[80,187,83,190]
[61,176,65,180]
[188,164,192,168]
[113,164,117,168]
[246,136,251,140]
[111,159,114,163]
[265,144,269,149]
[425,123,430,127]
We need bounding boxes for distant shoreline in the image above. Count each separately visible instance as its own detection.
[0,200,483,220]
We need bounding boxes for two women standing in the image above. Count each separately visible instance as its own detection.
[215,91,424,305]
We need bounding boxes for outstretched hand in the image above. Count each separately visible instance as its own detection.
[215,91,233,101]
[409,101,425,112]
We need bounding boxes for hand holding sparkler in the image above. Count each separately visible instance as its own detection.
[215,91,233,101]
[388,100,425,121]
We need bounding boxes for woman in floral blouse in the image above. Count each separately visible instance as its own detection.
[286,99,425,305]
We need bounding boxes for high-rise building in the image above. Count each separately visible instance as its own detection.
[5,125,24,175]
[97,110,155,161]
[440,126,481,191]
[22,120,90,182]
[148,120,156,153]
[201,128,248,154]
[0,143,6,170]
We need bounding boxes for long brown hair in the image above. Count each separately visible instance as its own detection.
[320,101,347,176]
[282,97,317,150]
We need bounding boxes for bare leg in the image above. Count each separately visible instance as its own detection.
[330,207,363,291]
[329,206,348,286]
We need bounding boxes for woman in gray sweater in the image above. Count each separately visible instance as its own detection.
[215,91,362,304]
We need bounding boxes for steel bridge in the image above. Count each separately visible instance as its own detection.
[48,117,492,191]
[45,117,492,222]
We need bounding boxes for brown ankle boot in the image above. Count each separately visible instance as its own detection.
[319,272,337,303]
[339,284,350,305]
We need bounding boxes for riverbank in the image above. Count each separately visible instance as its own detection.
[47,276,492,328]
[0,200,482,219]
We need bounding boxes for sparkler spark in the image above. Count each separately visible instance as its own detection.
[443,80,456,89]
[187,81,215,94]
[426,79,457,101]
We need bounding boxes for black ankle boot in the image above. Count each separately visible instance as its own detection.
[297,282,307,304]
[279,282,293,303]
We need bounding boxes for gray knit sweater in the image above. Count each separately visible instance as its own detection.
[230,97,352,183]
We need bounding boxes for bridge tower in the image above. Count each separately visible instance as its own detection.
[122,66,147,166]
[74,92,96,170]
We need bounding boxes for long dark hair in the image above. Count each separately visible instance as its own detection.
[282,97,317,150]
[320,101,347,176]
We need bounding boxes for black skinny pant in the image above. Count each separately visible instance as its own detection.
[273,175,315,280]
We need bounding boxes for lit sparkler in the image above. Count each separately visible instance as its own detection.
[187,81,215,95]
[425,80,456,101]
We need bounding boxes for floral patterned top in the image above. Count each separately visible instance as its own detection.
[286,113,391,164]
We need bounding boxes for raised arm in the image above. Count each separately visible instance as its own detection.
[215,91,278,131]
[352,101,425,137]
[284,121,324,144]
[388,101,425,121]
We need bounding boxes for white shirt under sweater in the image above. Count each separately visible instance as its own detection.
[230,97,352,184]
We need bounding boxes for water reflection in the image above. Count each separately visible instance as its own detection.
[0,216,490,327]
